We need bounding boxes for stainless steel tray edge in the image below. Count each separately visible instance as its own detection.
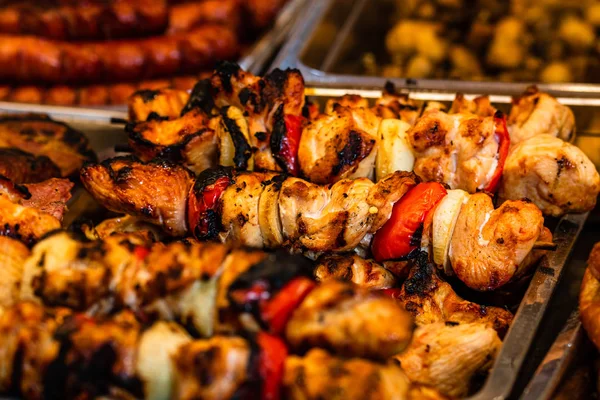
[272,0,600,98]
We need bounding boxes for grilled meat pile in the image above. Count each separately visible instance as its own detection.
[1,64,596,399]
[0,0,289,106]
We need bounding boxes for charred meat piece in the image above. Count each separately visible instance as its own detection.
[314,253,397,289]
[0,148,61,183]
[0,114,96,177]
[499,134,600,216]
[80,157,194,237]
[0,176,73,245]
[128,88,190,122]
[396,255,513,336]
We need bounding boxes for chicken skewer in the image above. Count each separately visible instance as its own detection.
[0,301,438,400]
[125,65,597,216]
[81,157,549,291]
[17,230,414,361]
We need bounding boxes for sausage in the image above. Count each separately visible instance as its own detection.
[0,75,202,106]
[0,0,169,41]
[167,0,241,34]
[0,25,239,85]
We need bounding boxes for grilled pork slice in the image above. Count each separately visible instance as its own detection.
[286,280,413,360]
[397,256,513,336]
[508,86,575,145]
[449,193,546,291]
[80,157,194,237]
[499,134,600,217]
[283,348,412,400]
[0,148,61,183]
[408,110,501,193]
[0,114,96,177]
[394,322,502,398]
[128,88,190,122]
[314,253,397,289]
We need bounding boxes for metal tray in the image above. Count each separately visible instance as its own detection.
[0,88,594,399]
[273,0,600,98]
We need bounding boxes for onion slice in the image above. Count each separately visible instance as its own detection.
[432,189,470,274]
[375,119,415,181]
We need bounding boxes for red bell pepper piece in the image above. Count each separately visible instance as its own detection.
[187,176,230,237]
[133,245,150,261]
[257,332,288,400]
[483,112,510,193]
[371,182,447,262]
[272,114,304,176]
[260,277,316,335]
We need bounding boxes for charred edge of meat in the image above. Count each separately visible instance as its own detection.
[0,115,97,163]
[270,104,288,173]
[146,112,170,122]
[493,110,505,120]
[403,251,437,296]
[221,107,252,169]
[133,89,160,103]
[264,68,300,94]
[181,79,215,116]
[332,130,372,177]
[215,61,242,94]
[228,250,314,315]
[260,174,287,191]
[191,166,234,240]
[0,174,32,199]
[94,155,195,184]
[238,88,260,112]
[0,223,36,247]
[0,148,61,179]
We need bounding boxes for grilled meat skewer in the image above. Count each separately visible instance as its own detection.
[81,157,548,291]
[18,231,414,360]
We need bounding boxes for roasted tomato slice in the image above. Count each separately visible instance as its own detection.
[257,332,288,400]
[187,167,232,239]
[371,182,447,262]
[483,111,510,193]
[271,104,304,176]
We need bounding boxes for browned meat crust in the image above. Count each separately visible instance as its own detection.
[0,25,239,85]
[0,1,169,41]
[0,114,96,177]
[0,148,61,183]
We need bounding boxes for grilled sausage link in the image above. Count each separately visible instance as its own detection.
[0,25,239,85]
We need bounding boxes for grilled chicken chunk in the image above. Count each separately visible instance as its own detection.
[283,348,412,400]
[286,280,413,360]
[0,148,60,183]
[408,110,501,193]
[80,157,194,236]
[397,255,513,336]
[314,253,397,289]
[449,94,497,117]
[127,109,218,174]
[128,88,190,122]
[394,322,502,398]
[499,134,600,216]
[508,86,575,145]
[449,193,545,291]
[299,105,379,184]
[0,114,96,177]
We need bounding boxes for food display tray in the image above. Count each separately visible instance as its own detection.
[0,87,594,399]
[273,0,600,98]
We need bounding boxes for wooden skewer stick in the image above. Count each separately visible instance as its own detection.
[533,241,557,251]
